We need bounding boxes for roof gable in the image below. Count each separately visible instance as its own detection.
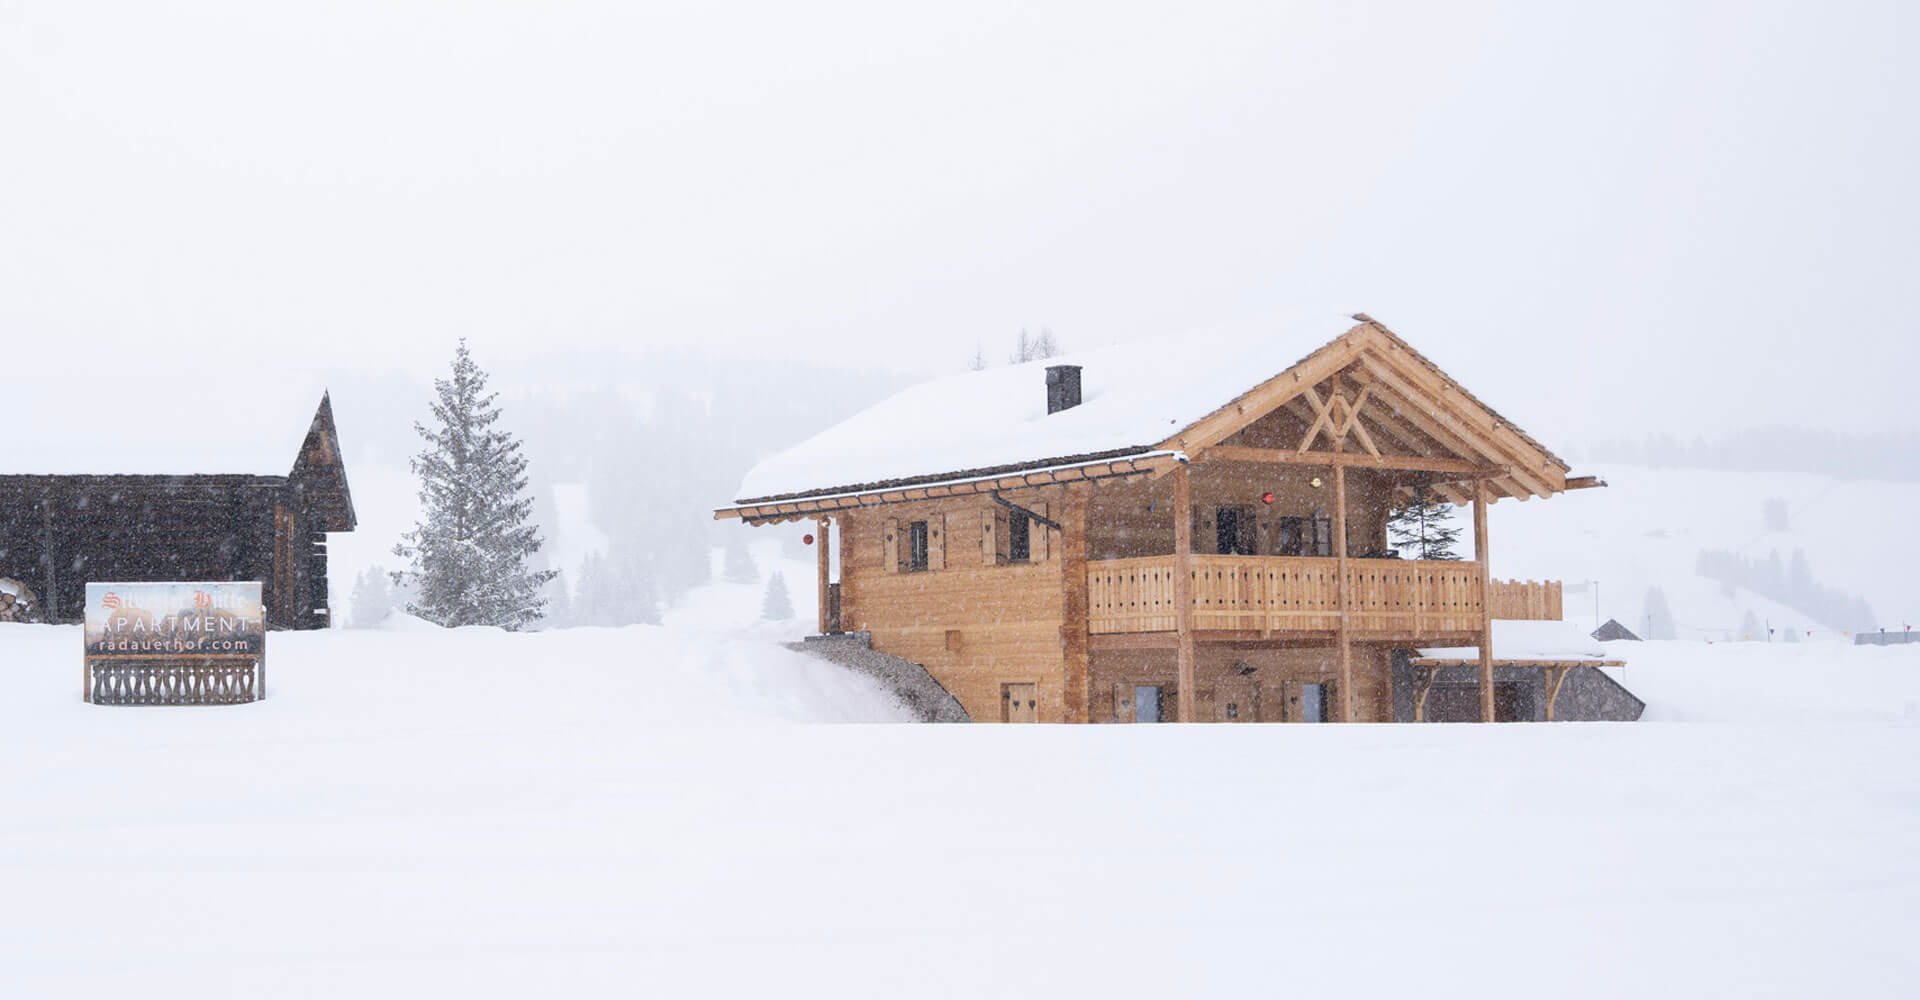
[290,393,357,531]
[0,377,341,477]
[727,311,1574,510]
[1163,318,1570,501]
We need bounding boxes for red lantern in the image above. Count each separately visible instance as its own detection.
[802,533,815,545]
[1261,491,1275,505]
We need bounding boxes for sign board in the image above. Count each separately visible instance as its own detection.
[83,582,266,705]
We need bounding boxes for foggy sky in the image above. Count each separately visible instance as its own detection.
[3,1,1914,446]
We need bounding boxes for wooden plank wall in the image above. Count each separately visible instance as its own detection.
[1090,643,1395,723]
[840,492,1071,722]
[1086,463,1395,561]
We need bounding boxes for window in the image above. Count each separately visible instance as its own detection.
[906,520,929,572]
[1275,514,1334,557]
[1133,685,1165,723]
[1007,509,1031,563]
[1215,506,1256,555]
[1297,682,1330,723]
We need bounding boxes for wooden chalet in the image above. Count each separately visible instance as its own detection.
[0,394,354,630]
[717,314,1631,723]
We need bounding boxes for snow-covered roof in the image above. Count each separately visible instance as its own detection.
[1420,620,1619,663]
[736,311,1372,503]
[0,376,332,477]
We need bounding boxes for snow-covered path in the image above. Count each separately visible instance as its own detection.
[3,623,1917,998]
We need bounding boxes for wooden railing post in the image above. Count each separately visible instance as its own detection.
[1173,464,1196,722]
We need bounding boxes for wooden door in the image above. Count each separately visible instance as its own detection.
[1001,682,1038,723]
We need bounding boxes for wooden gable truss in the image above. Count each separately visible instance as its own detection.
[1162,316,1585,504]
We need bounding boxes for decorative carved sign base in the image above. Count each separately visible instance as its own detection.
[88,661,261,706]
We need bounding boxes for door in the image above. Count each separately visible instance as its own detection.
[1001,683,1038,723]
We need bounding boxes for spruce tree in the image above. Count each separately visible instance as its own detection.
[1387,485,1462,560]
[544,570,573,629]
[722,531,759,584]
[1642,586,1678,640]
[393,340,558,630]
[760,570,794,621]
[348,566,393,628]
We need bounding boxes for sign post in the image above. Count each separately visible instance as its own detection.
[83,582,267,705]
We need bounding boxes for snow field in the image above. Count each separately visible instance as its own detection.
[2,621,1918,997]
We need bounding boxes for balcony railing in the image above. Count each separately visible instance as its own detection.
[1087,555,1496,636]
[1487,579,1562,621]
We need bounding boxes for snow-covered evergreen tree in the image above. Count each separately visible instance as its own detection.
[1388,485,1462,560]
[348,566,393,628]
[760,570,794,621]
[721,531,758,584]
[544,569,573,629]
[392,340,557,630]
[1642,586,1678,640]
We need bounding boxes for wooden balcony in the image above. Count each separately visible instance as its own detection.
[1087,555,1502,637]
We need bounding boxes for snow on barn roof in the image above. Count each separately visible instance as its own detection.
[733,310,1564,505]
[0,375,334,478]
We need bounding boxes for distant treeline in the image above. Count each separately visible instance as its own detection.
[1580,427,1920,483]
[1694,547,1876,633]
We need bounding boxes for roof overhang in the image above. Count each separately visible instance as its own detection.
[716,450,1185,525]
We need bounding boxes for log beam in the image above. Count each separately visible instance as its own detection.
[1200,445,1505,477]
[1173,463,1196,723]
[1335,464,1355,722]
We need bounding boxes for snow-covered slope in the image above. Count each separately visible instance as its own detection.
[1492,462,1919,640]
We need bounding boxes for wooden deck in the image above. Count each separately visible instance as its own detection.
[1087,555,1559,636]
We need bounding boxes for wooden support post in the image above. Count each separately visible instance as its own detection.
[1334,464,1355,722]
[1474,480,1495,722]
[815,517,832,636]
[1544,665,1573,722]
[1413,666,1438,722]
[1172,464,1196,723]
[1060,485,1091,724]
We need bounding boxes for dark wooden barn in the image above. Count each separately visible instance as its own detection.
[0,394,355,630]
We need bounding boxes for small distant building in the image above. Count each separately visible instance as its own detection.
[0,394,354,630]
[1592,619,1642,642]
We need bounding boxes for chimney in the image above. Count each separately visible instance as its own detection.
[1045,365,1083,414]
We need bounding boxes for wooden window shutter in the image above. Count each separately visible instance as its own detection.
[993,507,1010,563]
[883,517,900,574]
[1113,683,1133,723]
[927,513,946,571]
[1034,502,1051,562]
[980,508,997,566]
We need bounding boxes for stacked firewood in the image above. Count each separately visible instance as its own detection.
[0,578,41,623]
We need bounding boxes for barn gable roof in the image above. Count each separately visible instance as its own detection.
[0,383,342,479]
